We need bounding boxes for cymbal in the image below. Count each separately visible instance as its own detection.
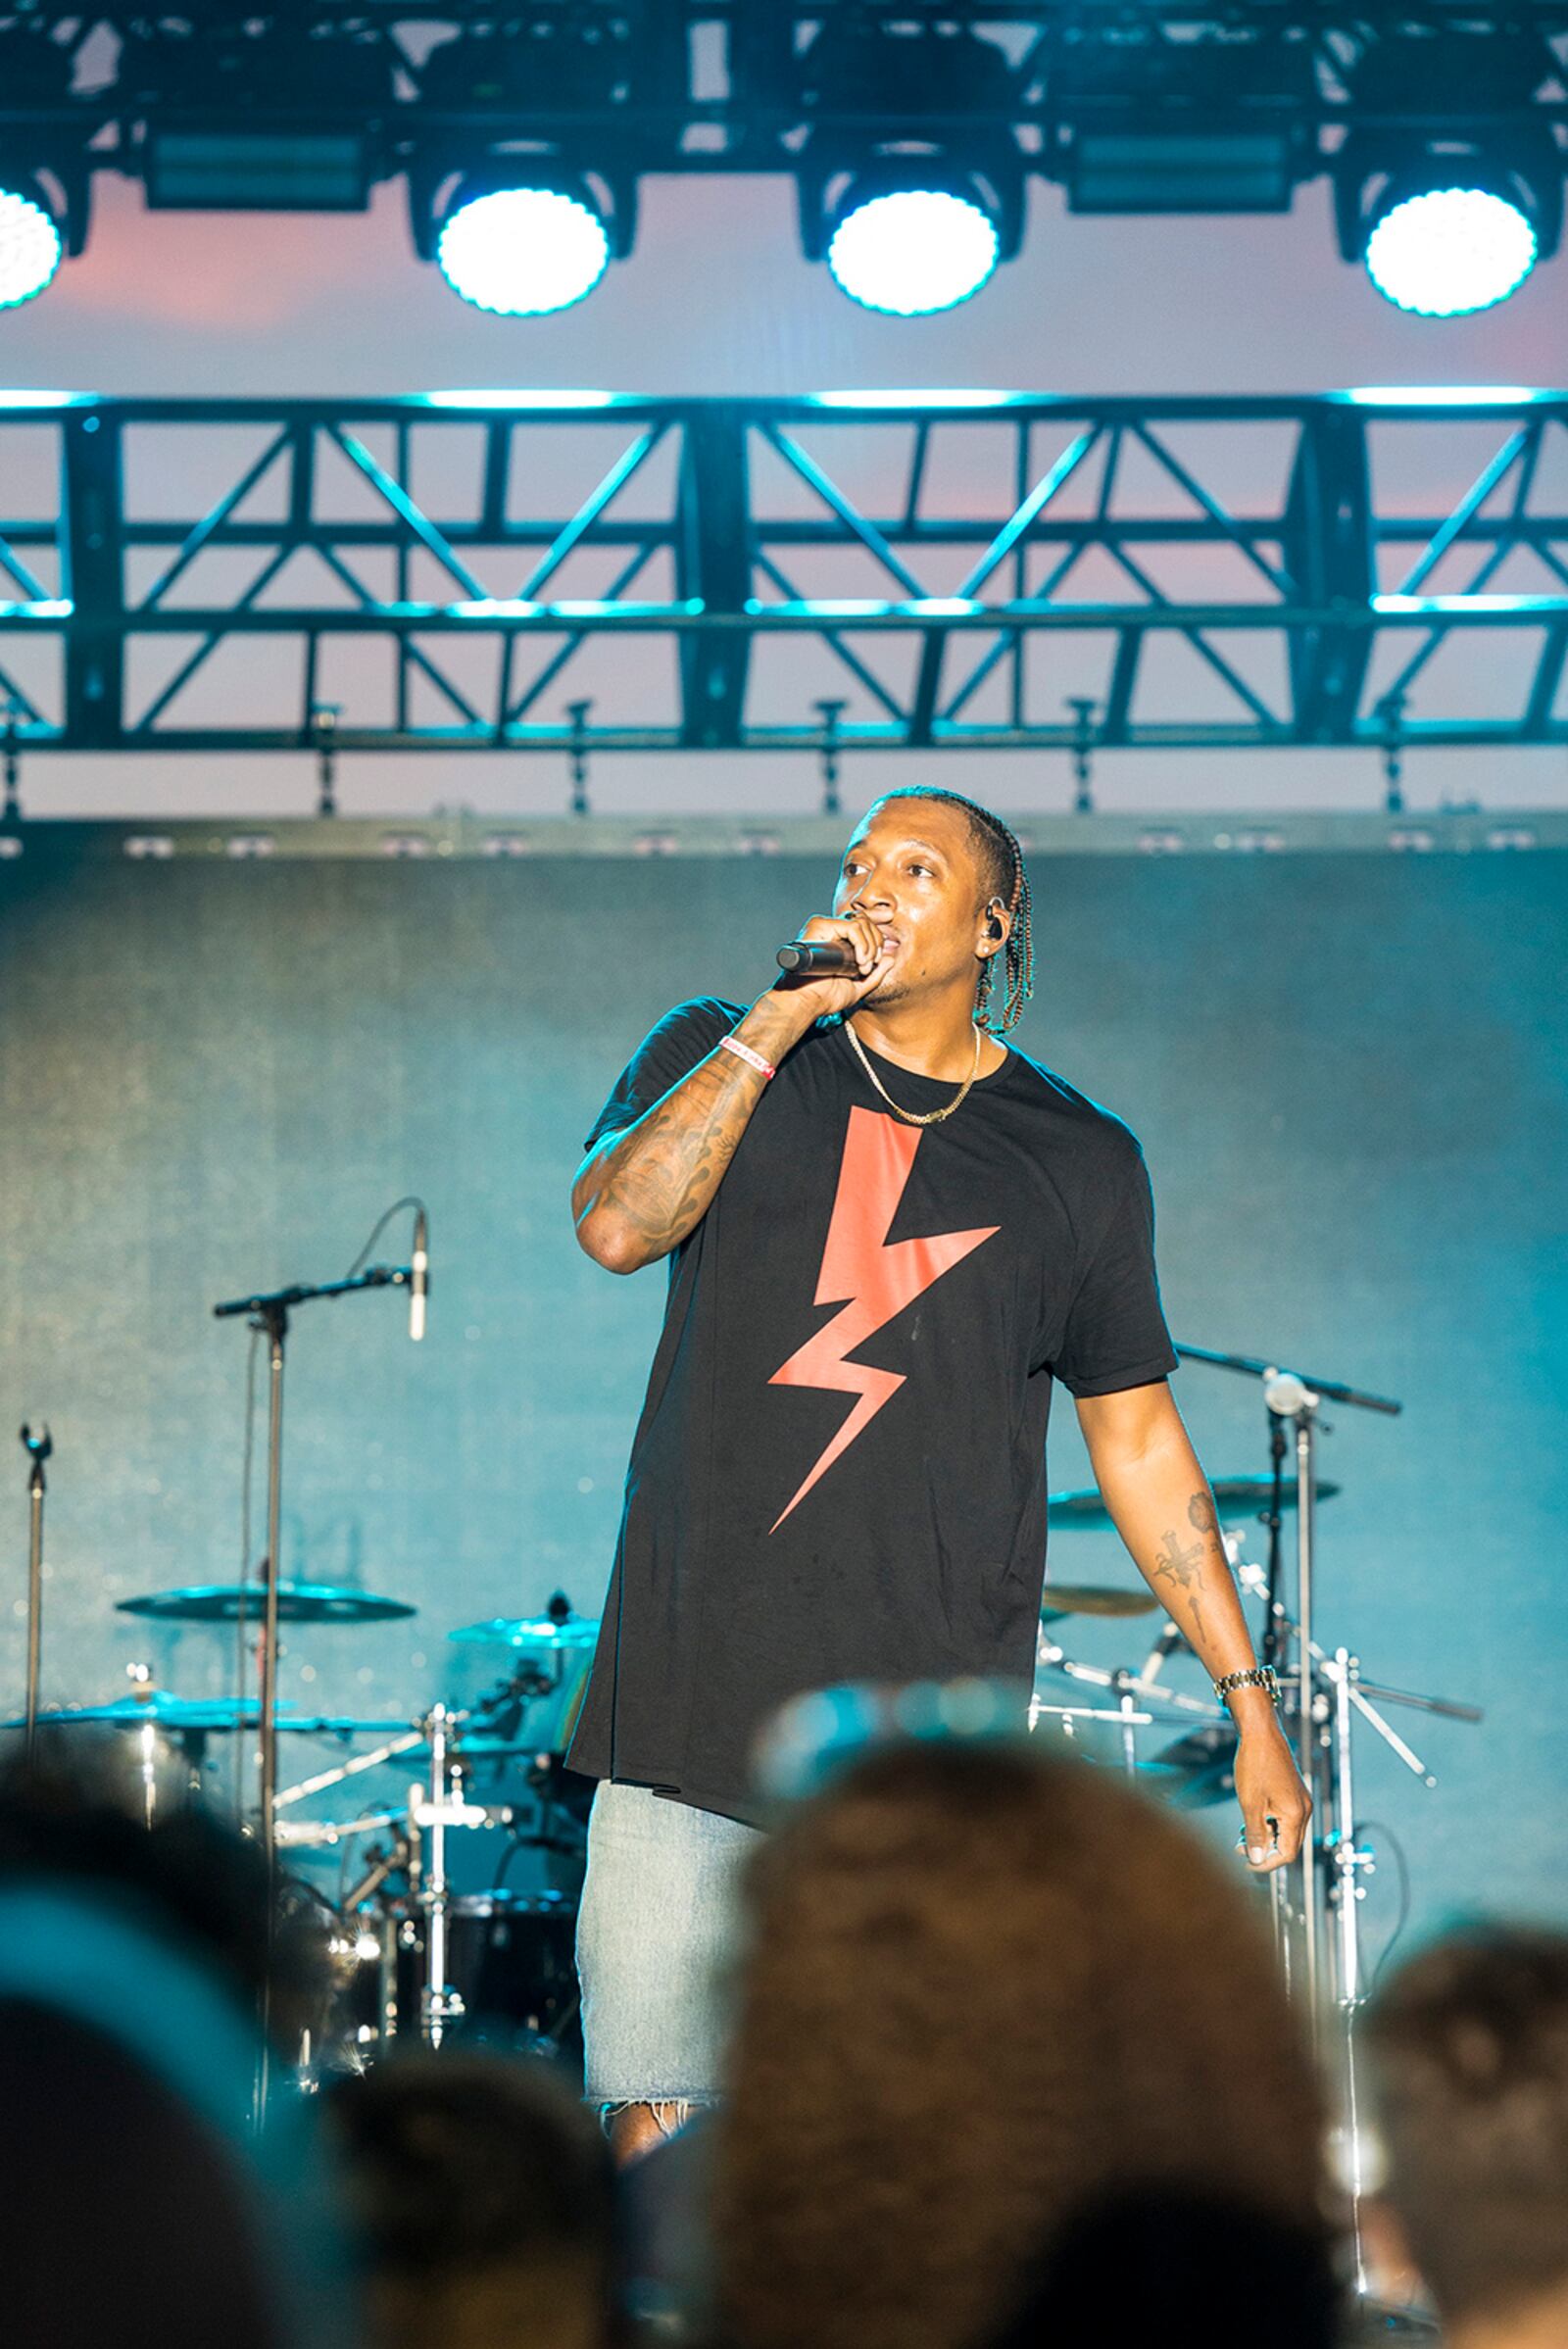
[2,1692,272,1732]
[2,1701,426,1736]
[1047,1475,1341,1528]
[448,1609,600,1652]
[117,1581,416,1626]
[1040,1584,1159,1621]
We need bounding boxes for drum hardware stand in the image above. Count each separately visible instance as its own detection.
[274,1808,405,1850]
[213,1253,416,2105]
[1225,1568,1481,2294]
[1038,1634,1224,1725]
[409,1705,493,2046]
[274,1725,425,1813]
[19,1424,51,1763]
[1176,1344,1411,2289]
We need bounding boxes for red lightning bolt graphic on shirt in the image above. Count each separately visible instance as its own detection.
[767,1106,999,1533]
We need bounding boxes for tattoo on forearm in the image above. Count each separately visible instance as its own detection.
[1152,1516,1209,1635]
[1188,1491,1220,1539]
[590,1052,765,1256]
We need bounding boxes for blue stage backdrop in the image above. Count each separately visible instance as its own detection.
[1,829,1563,1943]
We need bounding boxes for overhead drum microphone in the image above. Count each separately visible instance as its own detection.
[410,1207,428,1343]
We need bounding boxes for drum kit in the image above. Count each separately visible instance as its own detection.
[7,1561,605,2073]
[11,1264,1482,2269]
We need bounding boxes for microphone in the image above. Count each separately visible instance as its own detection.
[410,1207,428,1344]
[776,939,857,975]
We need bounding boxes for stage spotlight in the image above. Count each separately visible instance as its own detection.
[826,179,1001,317]
[1334,31,1559,317]
[1363,181,1538,317]
[0,186,62,309]
[795,17,1020,315]
[436,182,610,316]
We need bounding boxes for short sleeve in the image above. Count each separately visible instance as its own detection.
[1051,1147,1179,1399]
[584,998,743,1152]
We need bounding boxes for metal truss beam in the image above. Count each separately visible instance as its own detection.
[0,391,1566,755]
[15,8,1568,164]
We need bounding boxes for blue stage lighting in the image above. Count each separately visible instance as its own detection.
[827,186,1000,317]
[436,185,610,317]
[1365,184,1538,317]
[0,186,62,309]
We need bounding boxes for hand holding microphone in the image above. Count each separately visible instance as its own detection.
[773,908,896,1016]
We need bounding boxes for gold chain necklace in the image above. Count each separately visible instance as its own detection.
[842,1017,985,1127]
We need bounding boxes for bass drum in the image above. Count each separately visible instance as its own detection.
[345,1887,582,2078]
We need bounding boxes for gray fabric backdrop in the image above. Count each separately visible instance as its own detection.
[2,836,1563,1944]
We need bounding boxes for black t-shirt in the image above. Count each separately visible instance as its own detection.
[566,999,1178,1825]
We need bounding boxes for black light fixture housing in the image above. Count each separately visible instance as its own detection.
[405,18,640,269]
[125,18,396,211]
[793,16,1025,269]
[1054,28,1315,214]
[1331,25,1563,269]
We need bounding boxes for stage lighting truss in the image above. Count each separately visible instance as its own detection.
[6,389,1568,764]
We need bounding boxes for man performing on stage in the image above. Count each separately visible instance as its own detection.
[567,787,1309,2159]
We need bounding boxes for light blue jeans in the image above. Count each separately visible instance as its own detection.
[575,1780,762,2112]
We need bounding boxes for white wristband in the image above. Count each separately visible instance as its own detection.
[718,1033,776,1082]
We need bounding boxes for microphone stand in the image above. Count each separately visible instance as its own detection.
[213,1259,414,2100]
[20,1425,51,1763]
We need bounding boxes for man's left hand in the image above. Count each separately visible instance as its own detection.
[1233,1717,1312,1873]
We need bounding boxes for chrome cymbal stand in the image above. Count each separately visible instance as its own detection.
[19,1424,50,1763]
[411,1704,490,2046]
[1263,1369,1327,2021]
[1231,1554,1482,2288]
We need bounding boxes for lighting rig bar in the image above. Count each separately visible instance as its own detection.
[0,391,1565,757]
[3,10,1568,320]
[12,7,1568,151]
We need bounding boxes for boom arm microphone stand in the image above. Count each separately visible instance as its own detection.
[20,1424,51,1762]
[214,1236,421,2102]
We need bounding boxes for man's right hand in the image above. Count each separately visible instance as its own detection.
[772,909,896,1023]
[573,911,893,1277]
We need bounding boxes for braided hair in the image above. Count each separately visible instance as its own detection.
[873,787,1035,1034]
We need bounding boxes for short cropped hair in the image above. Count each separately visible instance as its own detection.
[1367,1924,1568,2325]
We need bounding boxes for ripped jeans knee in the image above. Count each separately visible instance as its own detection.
[598,2097,708,2142]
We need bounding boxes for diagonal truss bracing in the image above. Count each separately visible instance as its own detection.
[0,391,1566,756]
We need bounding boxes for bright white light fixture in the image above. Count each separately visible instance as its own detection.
[1364,185,1537,317]
[827,186,1000,317]
[0,187,62,310]
[436,185,610,317]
